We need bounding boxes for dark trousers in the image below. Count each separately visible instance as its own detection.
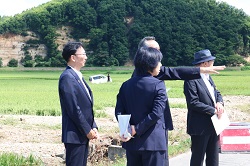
[190,132,219,166]
[64,143,89,166]
[126,150,167,166]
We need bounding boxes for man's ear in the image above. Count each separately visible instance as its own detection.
[70,55,75,62]
[203,62,208,67]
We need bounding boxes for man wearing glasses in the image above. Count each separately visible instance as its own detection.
[59,42,99,166]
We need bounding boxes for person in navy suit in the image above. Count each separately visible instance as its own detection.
[115,47,168,166]
[59,42,99,166]
[184,49,224,166]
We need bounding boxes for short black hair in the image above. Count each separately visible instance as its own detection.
[134,47,162,75]
[62,42,83,62]
[138,36,156,49]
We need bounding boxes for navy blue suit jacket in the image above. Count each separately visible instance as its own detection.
[132,66,201,131]
[59,66,97,144]
[184,76,223,135]
[115,74,168,151]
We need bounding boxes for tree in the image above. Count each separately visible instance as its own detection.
[226,54,247,67]
[8,59,18,67]
[21,54,35,67]
[239,21,250,56]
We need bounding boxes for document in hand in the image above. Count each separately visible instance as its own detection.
[211,112,230,135]
[118,114,132,138]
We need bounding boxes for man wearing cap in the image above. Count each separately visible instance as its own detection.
[183,49,224,166]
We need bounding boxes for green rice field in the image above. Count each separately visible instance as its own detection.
[0,67,249,116]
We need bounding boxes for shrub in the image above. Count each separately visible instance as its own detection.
[24,60,35,67]
[7,58,18,67]
[241,66,250,71]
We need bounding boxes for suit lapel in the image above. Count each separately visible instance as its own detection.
[67,67,93,103]
[82,77,93,101]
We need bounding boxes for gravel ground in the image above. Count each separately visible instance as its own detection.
[0,96,249,165]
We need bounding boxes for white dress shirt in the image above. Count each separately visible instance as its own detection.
[69,66,91,100]
[201,73,215,104]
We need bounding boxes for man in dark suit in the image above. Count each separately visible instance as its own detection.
[184,49,224,166]
[58,42,99,166]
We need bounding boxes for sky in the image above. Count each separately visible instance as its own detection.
[0,0,249,16]
[217,0,250,15]
[0,0,51,16]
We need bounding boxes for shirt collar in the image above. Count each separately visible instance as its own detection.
[68,65,82,79]
[200,73,210,80]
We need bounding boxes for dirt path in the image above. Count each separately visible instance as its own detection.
[0,96,249,165]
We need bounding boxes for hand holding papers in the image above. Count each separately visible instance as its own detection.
[117,115,132,141]
[211,112,230,135]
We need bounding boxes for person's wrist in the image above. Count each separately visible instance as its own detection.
[131,125,136,136]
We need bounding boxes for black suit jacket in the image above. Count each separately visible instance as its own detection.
[59,66,97,144]
[184,75,223,135]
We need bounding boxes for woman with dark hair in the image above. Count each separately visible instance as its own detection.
[115,47,168,166]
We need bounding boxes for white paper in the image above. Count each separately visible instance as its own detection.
[211,112,230,135]
[117,114,132,138]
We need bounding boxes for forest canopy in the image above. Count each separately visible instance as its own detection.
[0,0,250,67]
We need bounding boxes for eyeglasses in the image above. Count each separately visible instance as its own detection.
[74,53,86,56]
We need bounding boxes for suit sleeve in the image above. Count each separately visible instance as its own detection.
[135,81,167,136]
[59,75,92,136]
[115,83,126,121]
[156,66,201,80]
[184,80,215,116]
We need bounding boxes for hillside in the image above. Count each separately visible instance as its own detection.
[0,0,250,67]
[0,26,75,66]
[0,33,46,66]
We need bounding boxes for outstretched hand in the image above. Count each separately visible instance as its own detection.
[200,66,226,74]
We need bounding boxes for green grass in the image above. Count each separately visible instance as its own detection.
[0,152,43,166]
[0,68,134,115]
[212,70,250,96]
[169,138,191,157]
[0,68,249,116]
[168,129,191,157]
